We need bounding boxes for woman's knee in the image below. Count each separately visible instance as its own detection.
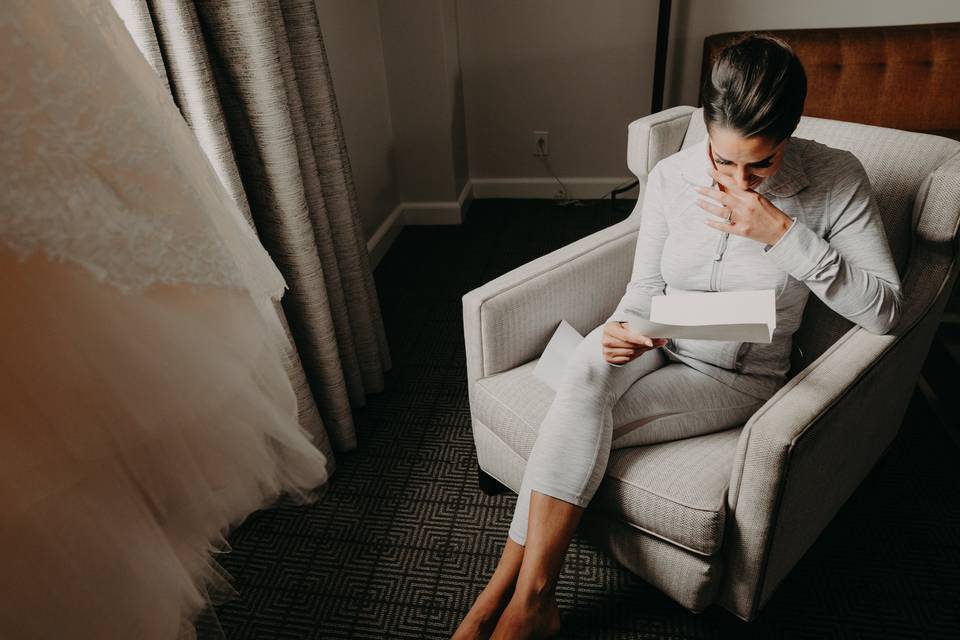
[557,360,616,404]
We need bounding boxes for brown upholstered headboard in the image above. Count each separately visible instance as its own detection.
[700,22,960,140]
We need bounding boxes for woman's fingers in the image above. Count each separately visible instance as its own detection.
[604,340,668,365]
[606,322,667,349]
[712,171,766,203]
[694,185,734,205]
[696,198,728,217]
[711,170,752,196]
[611,327,653,347]
[606,346,638,359]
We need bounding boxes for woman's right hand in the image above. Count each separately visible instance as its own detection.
[602,321,669,365]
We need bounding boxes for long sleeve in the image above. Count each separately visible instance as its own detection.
[605,163,670,326]
[762,152,903,334]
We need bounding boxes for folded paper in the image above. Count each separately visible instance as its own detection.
[533,290,776,392]
[533,319,585,391]
[628,289,776,343]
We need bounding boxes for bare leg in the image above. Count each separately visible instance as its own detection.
[451,536,525,639]
[489,489,582,639]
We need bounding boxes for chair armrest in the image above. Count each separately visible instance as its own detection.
[626,106,697,186]
[720,265,959,621]
[719,325,903,620]
[720,149,960,621]
[461,218,641,392]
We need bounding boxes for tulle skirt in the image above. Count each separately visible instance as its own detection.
[0,246,330,639]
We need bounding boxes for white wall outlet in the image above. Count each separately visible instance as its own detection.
[533,130,549,157]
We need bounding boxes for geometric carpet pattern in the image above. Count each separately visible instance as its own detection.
[213,197,960,638]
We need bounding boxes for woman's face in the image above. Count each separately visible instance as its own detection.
[707,126,788,191]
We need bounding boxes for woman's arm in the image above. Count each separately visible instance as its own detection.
[605,163,670,325]
[762,152,903,334]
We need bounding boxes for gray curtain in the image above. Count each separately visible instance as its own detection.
[110,0,392,472]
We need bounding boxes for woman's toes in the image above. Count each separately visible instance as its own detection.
[452,594,507,639]
[543,598,562,637]
[490,596,562,640]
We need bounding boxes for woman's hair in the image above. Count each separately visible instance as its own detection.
[701,33,807,143]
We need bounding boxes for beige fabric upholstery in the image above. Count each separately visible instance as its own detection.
[474,360,742,557]
[463,106,960,620]
[472,416,724,613]
[626,106,696,206]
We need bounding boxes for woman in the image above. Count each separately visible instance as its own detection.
[453,34,902,639]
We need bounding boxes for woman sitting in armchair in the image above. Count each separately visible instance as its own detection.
[454,33,902,640]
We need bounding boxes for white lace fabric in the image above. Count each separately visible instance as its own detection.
[0,2,329,639]
[0,0,282,303]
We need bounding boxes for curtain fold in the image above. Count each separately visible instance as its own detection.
[111,0,391,459]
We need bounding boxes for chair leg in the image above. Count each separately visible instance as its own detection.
[478,467,510,496]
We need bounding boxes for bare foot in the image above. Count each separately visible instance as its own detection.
[488,592,561,640]
[451,585,515,640]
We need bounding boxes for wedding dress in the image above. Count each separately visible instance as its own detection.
[0,1,329,638]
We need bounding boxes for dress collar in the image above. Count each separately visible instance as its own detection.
[684,136,809,198]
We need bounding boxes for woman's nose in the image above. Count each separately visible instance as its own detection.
[734,166,751,189]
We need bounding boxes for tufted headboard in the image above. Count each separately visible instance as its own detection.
[700,22,960,141]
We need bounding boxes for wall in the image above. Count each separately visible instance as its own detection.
[314,0,960,248]
[314,0,399,241]
[665,0,960,108]
[377,0,468,203]
[457,0,660,185]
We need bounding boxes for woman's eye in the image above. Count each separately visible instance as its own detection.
[713,157,731,165]
[751,161,772,168]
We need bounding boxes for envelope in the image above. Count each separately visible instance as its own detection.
[532,319,585,391]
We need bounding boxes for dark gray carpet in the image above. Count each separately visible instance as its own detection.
[213,197,960,639]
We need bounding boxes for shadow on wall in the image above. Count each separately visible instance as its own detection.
[665,0,692,109]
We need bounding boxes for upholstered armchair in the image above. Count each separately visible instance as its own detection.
[461,105,960,620]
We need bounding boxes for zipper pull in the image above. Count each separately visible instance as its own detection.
[713,232,729,260]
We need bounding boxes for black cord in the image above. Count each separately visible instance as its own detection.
[536,140,582,206]
[536,140,639,206]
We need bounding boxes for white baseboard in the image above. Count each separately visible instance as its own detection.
[366,202,405,270]
[402,180,474,225]
[365,177,638,269]
[367,181,473,269]
[470,176,639,200]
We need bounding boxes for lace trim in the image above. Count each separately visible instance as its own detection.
[0,0,284,299]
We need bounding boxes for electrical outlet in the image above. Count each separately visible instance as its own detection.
[533,130,549,157]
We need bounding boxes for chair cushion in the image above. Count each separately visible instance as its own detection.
[473,359,742,556]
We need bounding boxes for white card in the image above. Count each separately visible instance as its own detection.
[626,289,776,343]
[533,319,585,391]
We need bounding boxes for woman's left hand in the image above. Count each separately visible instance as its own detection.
[694,170,793,246]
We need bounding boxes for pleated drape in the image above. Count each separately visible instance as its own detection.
[110,0,392,464]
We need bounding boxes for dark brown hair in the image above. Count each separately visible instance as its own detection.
[701,34,807,143]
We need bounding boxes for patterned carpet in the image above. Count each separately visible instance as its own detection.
[213,197,960,639]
